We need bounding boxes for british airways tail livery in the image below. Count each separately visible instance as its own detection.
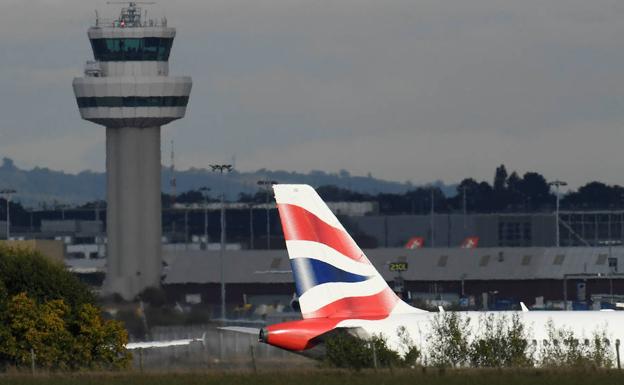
[258,184,624,361]
[258,184,423,354]
[274,184,424,320]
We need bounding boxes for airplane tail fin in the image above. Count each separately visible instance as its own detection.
[273,184,426,320]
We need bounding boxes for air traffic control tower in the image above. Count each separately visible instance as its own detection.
[73,3,192,299]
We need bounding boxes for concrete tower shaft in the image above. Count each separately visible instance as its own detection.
[72,3,192,299]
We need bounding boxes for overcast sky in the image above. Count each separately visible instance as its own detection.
[1,0,624,188]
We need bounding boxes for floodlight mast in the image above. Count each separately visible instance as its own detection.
[210,164,234,321]
[199,187,211,249]
[548,180,568,248]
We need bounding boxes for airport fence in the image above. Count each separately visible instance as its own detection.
[132,325,314,370]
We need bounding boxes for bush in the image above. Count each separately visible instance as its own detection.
[585,329,613,368]
[397,326,421,366]
[324,332,375,370]
[324,328,420,370]
[469,313,533,367]
[540,320,613,368]
[427,312,471,367]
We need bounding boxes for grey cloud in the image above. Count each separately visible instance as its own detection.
[1,0,624,188]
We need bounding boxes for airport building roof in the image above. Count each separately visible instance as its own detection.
[161,247,623,285]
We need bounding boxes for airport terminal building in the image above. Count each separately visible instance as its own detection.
[9,205,624,311]
[159,246,623,312]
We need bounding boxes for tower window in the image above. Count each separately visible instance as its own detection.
[90,38,174,61]
[77,96,189,108]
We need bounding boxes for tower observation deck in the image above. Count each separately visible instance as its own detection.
[73,2,192,299]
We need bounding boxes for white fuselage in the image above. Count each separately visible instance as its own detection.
[336,311,624,356]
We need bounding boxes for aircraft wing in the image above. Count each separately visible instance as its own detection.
[126,328,261,350]
[219,326,261,335]
[126,334,205,350]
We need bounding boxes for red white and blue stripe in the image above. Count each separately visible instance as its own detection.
[274,184,419,320]
[265,184,425,352]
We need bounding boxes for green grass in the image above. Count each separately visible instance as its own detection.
[2,369,624,385]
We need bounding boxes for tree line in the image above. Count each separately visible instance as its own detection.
[236,164,624,214]
[4,164,624,229]
[349,165,624,214]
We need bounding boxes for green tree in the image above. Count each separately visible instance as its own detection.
[0,245,95,309]
[493,164,508,192]
[324,332,375,370]
[562,182,624,210]
[73,304,131,369]
[0,245,130,370]
[469,313,533,367]
[396,326,421,366]
[0,282,17,367]
[317,185,372,202]
[453,178,494,213]
[427,312,471,367]
[586,329,614,368]
[324,330,419,370]
[518,172,552,208]
[540,320,614,368]
[506,313,534,366]
[4,293,75,369]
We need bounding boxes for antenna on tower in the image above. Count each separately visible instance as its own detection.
[106,1,156,27]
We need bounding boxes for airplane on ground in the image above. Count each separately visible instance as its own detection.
[243,184,624,359]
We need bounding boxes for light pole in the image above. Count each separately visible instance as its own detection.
[95,200,101,258]
[460,273,467,297]
[257,179,278,249]
[430,187,435,248]
[249,203,254,249]
[549,180,567,248]
[57,203,69,221]
[210,164,233,321]
[184,205,189,250]
[462,186,467,234]
[199,187,211,250]
[1,189,16,240]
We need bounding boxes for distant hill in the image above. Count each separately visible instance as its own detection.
[0,158,105,206]
[0,158,456,206]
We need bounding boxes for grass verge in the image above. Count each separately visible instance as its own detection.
[1,368,624,385]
